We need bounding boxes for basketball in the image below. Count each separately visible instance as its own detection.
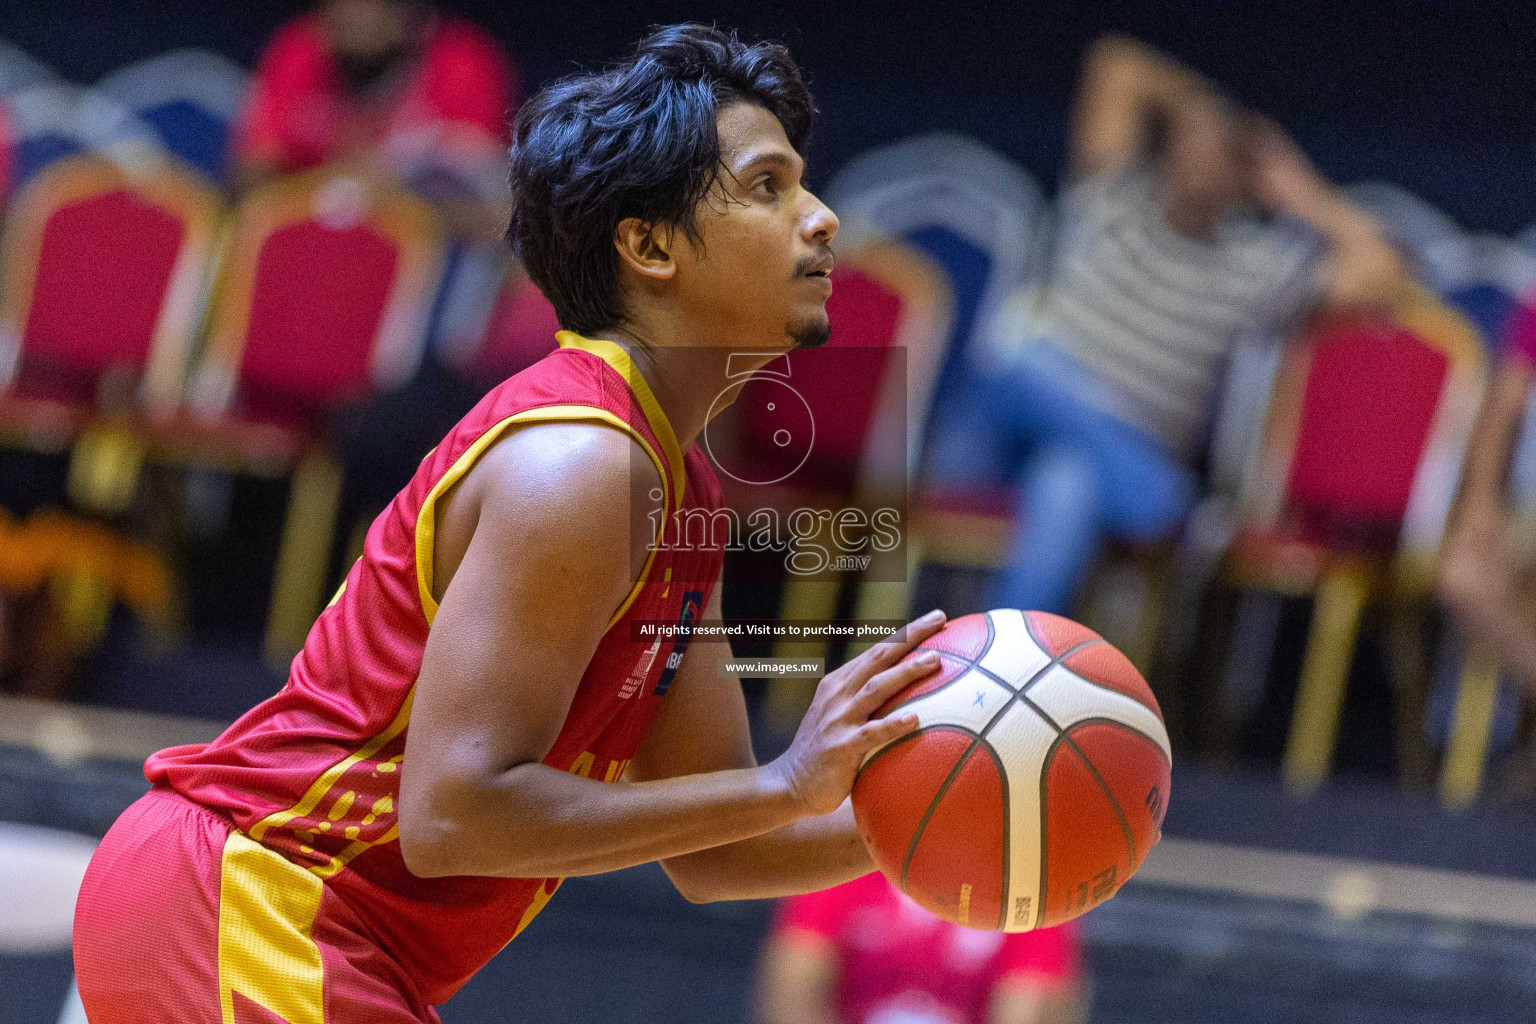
[851,609,1172,932]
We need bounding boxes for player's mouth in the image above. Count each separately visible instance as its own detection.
[799,253,835,291]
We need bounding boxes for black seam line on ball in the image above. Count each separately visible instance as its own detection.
[882,651,986,717]
[1024,706,1140,909]
[856,722,978,780]
[1034,729,1068,931]
[897,636,1100,908]
[1055,672,1165,723]
[977,608,1103,697]
[885,611,1000,718]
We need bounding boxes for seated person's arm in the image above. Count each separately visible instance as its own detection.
[1245,119,1407,309]
[397,421,940,879]
[1439,352,1536,687]
[626,575,940,902]
[1070,34,1231,180]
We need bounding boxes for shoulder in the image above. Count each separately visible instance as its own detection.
[429,418,662,607]
[474,419,660,520]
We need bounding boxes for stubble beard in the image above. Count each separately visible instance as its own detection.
[788,314,831,350]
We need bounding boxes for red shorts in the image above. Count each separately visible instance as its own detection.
[73,786,438,1023]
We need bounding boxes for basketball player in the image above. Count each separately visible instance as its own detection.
[73,24,946,1023]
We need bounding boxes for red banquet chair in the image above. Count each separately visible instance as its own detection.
[0,153,222,506]
[0,153,219,659]
[160,166,446,665]
[1219,289,1484,795]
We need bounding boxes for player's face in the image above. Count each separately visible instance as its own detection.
[671,101,839,351]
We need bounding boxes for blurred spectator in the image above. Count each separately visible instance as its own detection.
[757,872,1085,1024]
[926,34,1405,614]
[1439,299,1536,791]
[232,0,519,241]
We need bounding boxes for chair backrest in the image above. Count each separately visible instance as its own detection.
[1345,180,1462,274]
[825,134,1044,401]
[0,153,223,414]
[5,84,163,188]
[192,167,445,429]
[724,240,953,496]
[97,49,248,183]
[1243,293,1484,559]
[1422,232,1536,348]
[0,41,54,98]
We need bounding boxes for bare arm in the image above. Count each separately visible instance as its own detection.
[627,575,943,902]
[756,937,840,1024]
[397,421,938,879]
[1245,120,1407,309]
[1439,355,1536,687]
[1070,34,1230,178]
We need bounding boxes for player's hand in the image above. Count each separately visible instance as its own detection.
[767,609,948,817]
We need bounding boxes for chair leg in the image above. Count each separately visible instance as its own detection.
[1439,648,1501,810]
[764,572,844,735]
[1208,589,1282,761]
[1282,565,1369,796]
[1386,603,1436,793]
[264,451,344,671]
[66,423,146,516]
[1125,558,1168,677]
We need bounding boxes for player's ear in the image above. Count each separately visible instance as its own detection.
[614,218,677,282]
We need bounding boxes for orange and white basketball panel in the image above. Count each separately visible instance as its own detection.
[1038,735,1137,929]
[900,740,1007,929]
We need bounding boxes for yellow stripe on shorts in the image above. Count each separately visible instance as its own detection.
[217,830,326,1024]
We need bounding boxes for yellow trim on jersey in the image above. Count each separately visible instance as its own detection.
[512,877,563,940]
[248,688,416,843]
[555,331,687,508]
[311,821,400,880]
[413,404,669,632]
[217,830,326,1024]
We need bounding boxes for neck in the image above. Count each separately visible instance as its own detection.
[594,322,789,452]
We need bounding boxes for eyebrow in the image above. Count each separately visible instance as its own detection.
[732,149,801,176]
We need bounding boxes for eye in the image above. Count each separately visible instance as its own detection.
[754,175,778,197]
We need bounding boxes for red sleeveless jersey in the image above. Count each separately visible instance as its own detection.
[146,332,726,1004]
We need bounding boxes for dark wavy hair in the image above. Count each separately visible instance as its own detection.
[506,24,815,335]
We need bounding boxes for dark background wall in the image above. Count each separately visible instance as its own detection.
[3,0,1534,227]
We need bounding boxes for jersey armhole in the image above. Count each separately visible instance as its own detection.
[414,404,670,633]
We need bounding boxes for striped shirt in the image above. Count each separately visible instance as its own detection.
[1032,169,1321,455]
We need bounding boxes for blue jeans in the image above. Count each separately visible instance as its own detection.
[923,344,1196,614]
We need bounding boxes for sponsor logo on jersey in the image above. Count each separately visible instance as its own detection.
[653,591,704,696]
[619,639,661,699]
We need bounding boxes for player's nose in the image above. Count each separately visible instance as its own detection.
[802,190,839,245]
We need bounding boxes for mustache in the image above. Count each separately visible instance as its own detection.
[793,245,836,277]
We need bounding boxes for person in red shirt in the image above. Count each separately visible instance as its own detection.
[760,872,1087,1024]
[233,0,519,240]
[73,25,948,1023]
